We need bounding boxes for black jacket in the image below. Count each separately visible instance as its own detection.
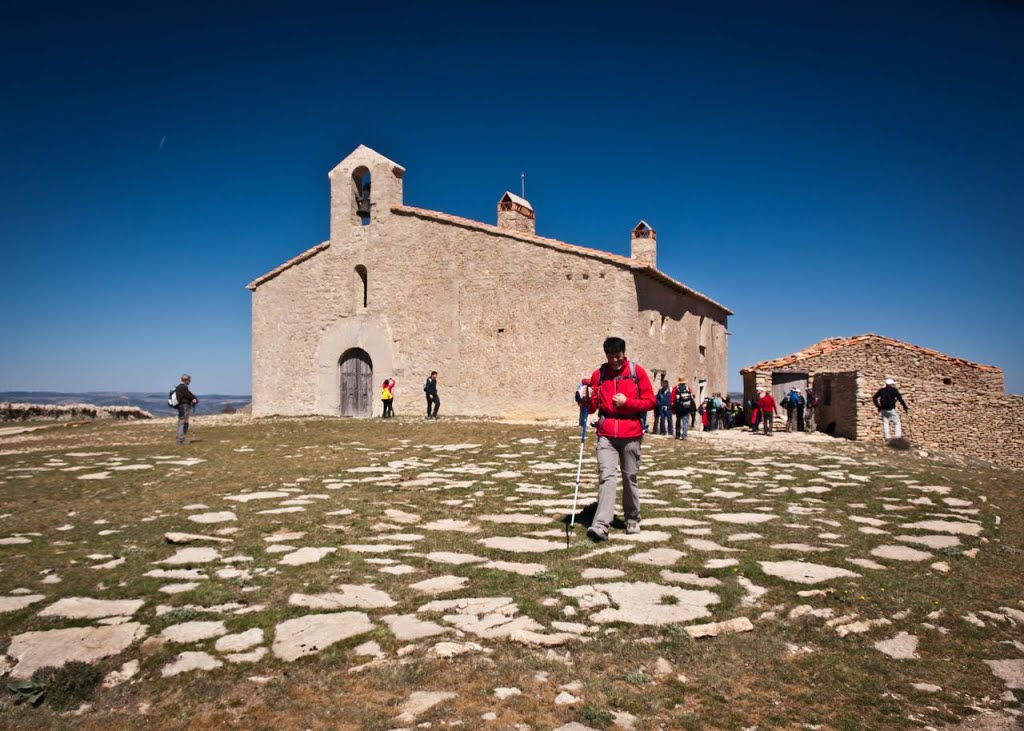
[872,385,907,411]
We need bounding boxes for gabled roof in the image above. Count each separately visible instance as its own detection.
[247,241,330,290]
[392,205,732,315]
[499,191,533,210]
[741,333,1001,374]
[246,204,733,317]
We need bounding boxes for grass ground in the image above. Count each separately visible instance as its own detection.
[0,415,1022,730]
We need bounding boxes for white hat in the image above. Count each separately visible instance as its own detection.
[885,378,895,386]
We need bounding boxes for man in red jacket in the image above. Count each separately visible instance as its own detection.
[583,337,656,542]
[757,389,779,436]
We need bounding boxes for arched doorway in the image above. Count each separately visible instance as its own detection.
[339,348,373,417]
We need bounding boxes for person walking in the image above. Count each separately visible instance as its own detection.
[785,387,805,432]
[583,337,656,542]
[805,387,819,432]
[748,393,761,433]
[872,378,909,440]
[671,378,693,440]
[174,374,198,444]
[758,389,778,436]
[655,380,673,436]
[423,371,440,418]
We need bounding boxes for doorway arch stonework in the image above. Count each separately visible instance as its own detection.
[316,316,395,416]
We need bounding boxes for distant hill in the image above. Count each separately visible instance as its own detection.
[0,392,251,416]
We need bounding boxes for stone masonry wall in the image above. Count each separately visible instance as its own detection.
[252,208,728,419]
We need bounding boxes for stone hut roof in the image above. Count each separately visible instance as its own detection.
[740,333,1001,374]
[247,205,733,316]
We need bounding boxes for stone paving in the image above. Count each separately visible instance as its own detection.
[0,423,1021,727]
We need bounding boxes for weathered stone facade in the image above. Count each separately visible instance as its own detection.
[741,334,1024,469]
[249,145,732,420]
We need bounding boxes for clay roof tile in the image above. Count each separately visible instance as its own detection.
[741,334,1001,374]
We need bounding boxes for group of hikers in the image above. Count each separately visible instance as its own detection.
[168,337,910,552]
[745,386,820,436]
[570,337,912,543]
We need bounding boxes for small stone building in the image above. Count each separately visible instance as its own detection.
[741,334,1024,469]
[247,145,732,420]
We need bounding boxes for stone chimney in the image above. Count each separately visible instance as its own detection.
[631,221,657,268]
[497,192,535,235]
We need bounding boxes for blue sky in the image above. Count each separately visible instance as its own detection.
[2,1,1022,395]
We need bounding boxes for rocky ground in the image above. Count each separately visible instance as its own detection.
[0,415,1022,730]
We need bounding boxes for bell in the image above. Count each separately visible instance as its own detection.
[356,193,371,218]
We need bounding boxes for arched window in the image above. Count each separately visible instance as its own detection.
[352,167,372,225]
[355,265,367,308]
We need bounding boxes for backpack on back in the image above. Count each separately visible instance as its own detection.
[168,388,179,409]
[674,386,692,413]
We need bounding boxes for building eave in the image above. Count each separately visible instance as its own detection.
[392,205,733,316]
[740,333,1002,374]
[246,241,331,291]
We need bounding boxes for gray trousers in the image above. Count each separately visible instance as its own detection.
[176,404,191,443]
[593,435,642,532]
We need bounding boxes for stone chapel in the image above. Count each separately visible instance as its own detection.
[247,145,732,419]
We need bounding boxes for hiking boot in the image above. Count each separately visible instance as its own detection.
[586,527,608,543]
[626,520,640,535]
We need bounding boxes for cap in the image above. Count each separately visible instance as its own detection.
[885,378,895,386]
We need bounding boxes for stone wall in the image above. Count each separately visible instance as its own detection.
[968,394,1024,470]
[251,149,730,419]
[812,372,858,440]
[1,403,153,421]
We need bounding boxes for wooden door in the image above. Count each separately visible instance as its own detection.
[771,372,808,406]
[340,349,373,417]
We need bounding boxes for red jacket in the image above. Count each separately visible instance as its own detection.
[758,394,778,415]
[587,359,656,439]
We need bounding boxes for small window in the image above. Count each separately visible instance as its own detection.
[942,377,952,385]
[497,328,505,335]
[355,265,367,308]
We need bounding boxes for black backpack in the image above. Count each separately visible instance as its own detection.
[674,386,692,414]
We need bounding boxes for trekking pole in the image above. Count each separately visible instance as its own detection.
[567,419,587,548]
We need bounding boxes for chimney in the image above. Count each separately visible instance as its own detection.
[497,192,535,235]
[631,221,656,268]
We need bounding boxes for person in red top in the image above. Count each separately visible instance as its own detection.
[757,389,779,436]
[583,337,656,542]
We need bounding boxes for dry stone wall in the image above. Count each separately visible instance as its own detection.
[1,403,153,422]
